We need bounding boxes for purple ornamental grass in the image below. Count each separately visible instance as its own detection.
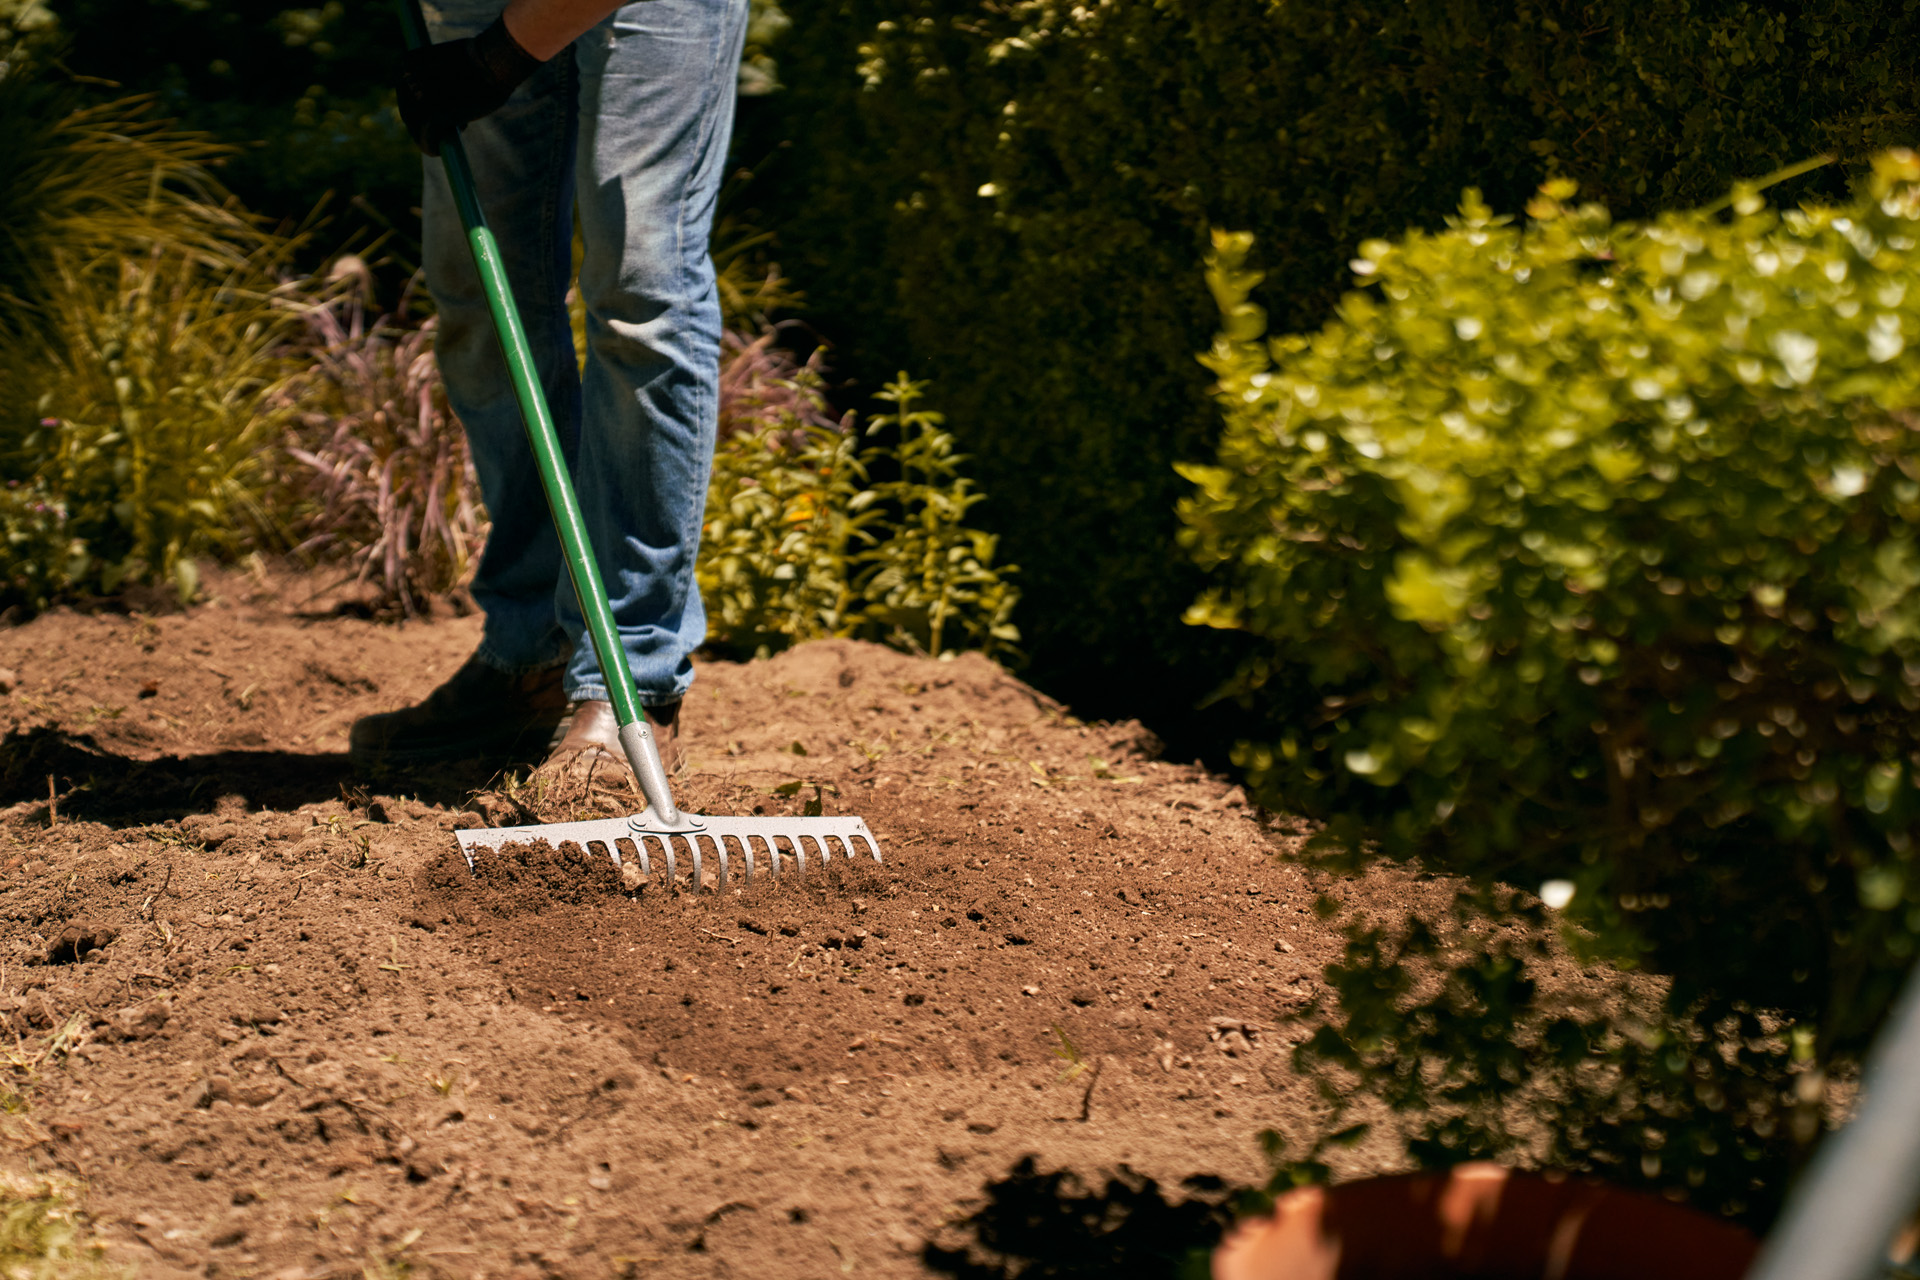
[280,280,485,617]
[717,325,843,450]
[280,271,839,614]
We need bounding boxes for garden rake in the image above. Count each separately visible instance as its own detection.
[398,0,881,895]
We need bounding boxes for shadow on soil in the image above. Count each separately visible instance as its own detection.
[924,1156,1236,1280]
[0,726,506,826]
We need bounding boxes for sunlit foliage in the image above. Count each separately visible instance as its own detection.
[1182,154,1920,1219]
[700,370,1020,660]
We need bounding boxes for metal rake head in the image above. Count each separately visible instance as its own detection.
[454,810,882,896]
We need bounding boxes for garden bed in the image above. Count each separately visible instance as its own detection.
[0,571,1475,1278]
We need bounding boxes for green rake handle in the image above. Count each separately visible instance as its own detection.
[397,0,681,824]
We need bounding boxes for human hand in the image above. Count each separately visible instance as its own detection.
[397,14,544,157]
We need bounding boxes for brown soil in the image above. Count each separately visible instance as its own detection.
[0,571,1440,1279]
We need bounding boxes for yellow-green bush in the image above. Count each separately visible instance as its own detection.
[1181,154,1920,1218]
[700,368,1019,659]
[850,377,1020,657]
[701,419,873,654]
[0,66,265,348]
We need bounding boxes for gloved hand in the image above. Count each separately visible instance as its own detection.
[397,14,544,157]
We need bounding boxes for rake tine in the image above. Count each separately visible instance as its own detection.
[455,812,882,894]
[622,836,649,882]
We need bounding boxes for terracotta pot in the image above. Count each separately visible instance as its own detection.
[1213,1163,1758,1280]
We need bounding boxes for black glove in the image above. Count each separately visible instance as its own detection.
[397,14,544,157]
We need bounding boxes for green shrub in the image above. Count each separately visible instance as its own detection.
[700,415,876,656]
[0,56,314,611]
[759,0,1920,742]
[851,376,1020,657]
[1180,153,1920,1218]
[700,367,1020,659]
[701,335,873,653]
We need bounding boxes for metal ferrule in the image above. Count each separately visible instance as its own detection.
[618,719,680,826]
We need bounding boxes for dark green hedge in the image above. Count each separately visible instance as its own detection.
[758,0,1920,741]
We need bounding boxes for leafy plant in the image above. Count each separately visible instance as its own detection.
[700,410,877,656]
[854,375,1021,657]
[699,365,1020,659]
[1180,152,1920,1221]
[280,278,486,616]
[0,53,319,611]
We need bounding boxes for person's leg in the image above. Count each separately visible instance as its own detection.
[349,0,580,768]
[562,0,748,709]
[420,0,580,676]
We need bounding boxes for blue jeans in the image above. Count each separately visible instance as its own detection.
[420,0,746,705]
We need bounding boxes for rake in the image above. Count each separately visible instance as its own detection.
[399,0,881,894]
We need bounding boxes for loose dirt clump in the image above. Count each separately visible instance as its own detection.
[0,573,1445,1278]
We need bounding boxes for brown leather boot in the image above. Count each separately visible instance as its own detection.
[349,652,566,768]
[543,698,684,779]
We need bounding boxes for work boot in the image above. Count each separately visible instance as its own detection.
[543,698,684,780]
[348,652,566,768]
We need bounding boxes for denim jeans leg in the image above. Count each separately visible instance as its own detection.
[562,0,748,707]
[419,0,579,675]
